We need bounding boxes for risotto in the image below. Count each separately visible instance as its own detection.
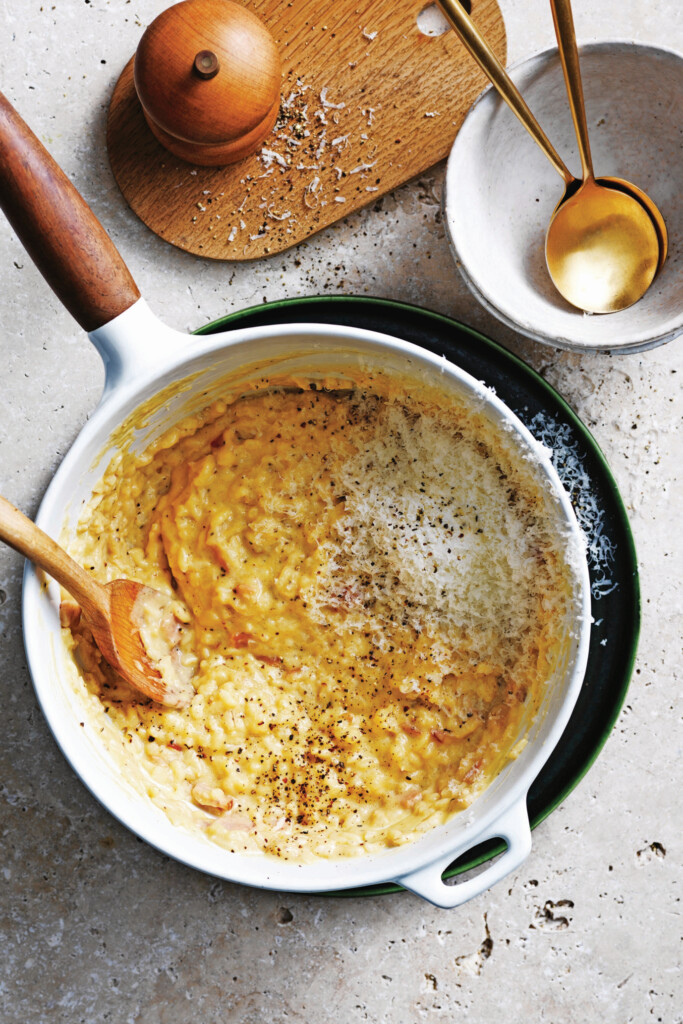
[62,375,580,860]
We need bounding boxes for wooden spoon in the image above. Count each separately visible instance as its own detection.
[0,495,194,708]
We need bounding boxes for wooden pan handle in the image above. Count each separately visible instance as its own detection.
[0,91,140,332]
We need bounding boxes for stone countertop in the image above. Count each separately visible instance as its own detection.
[0,1,680,1021]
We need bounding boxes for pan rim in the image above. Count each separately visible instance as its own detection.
[22,317,591,897]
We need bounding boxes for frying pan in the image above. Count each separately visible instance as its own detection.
[0,91,591,908]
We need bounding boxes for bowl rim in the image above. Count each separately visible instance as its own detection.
[22,320,591,897]
[443,40,683,353]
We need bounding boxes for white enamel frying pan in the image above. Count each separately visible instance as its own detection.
[0,91,591,908]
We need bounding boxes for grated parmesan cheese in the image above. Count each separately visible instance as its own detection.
[527,412,616,599]
[308,396,579,669]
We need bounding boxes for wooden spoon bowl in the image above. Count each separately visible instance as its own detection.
[90,580,194,709]
[0,495,193,709]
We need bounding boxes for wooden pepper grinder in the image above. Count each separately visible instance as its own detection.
[133,0,282,166]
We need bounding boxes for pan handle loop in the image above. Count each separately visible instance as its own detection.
[394,799,532,909]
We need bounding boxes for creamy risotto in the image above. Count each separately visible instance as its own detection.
[62,375,580,860]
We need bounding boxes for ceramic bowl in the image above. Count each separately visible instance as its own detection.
[443,42,683,352]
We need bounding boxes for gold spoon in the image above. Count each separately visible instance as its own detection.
[437,0,662,313]
[546,0,666,308]
[0,495,194,708]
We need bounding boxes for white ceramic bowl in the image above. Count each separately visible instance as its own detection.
[23,301,591,908]
[444,43,683,352]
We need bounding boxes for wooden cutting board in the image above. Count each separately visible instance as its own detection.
[107,0,506,261]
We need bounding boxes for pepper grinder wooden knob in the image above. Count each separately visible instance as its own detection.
[133,0,282,166]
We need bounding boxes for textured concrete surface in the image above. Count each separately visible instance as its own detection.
[0,1,681,1022]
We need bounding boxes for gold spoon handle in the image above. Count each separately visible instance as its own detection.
[549,0,594,181]
[437,0,574,184]
[0,495,107,621]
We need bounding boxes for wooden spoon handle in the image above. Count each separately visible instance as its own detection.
[0,91,140,332]
[0,495,107,622]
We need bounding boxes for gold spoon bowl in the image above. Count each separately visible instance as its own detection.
[546,176,660,314]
